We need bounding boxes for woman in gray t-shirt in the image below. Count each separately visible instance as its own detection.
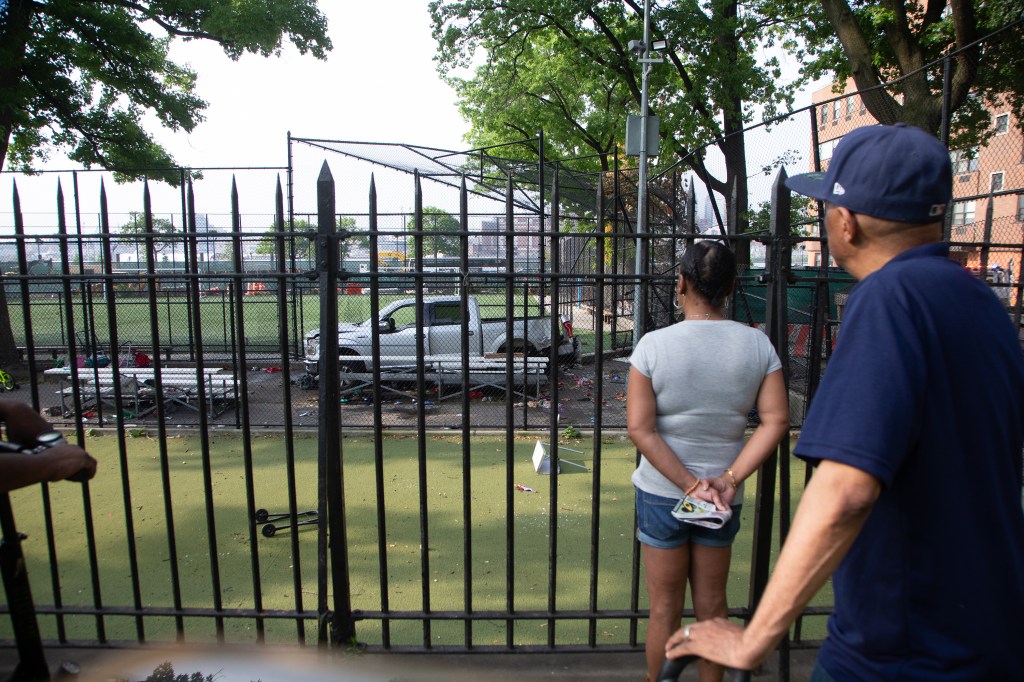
[627,241,788,682]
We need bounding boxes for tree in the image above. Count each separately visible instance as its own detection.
[254,217,362,263]
[0,0,330,364]
[336,217,368,262]
[430,0,810,245]
[407,207,461,257]
[447,28,635,173]
[0,0,331,183]
[787,0,1024,146]
[112,211,177,268]
[117,211,175,241]
[256,219,314,262]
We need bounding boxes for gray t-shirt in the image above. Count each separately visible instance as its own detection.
[629,320,782,500]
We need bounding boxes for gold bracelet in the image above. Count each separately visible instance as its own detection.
[684,478,701,496]
[725,468,738,490]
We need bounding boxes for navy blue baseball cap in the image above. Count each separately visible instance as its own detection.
[785,123,953,224]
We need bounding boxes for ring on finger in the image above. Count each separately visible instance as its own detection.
[683,625,692,641]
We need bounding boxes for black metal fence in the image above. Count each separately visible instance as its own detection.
[1,35,1023,680]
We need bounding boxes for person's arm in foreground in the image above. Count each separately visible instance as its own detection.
[0,400,97,493]
[704,369,788,507]
[665,459,882,670]
[626,366,725,508]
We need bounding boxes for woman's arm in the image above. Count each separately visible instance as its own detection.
[702,369,789,506]
[626,366,710,499]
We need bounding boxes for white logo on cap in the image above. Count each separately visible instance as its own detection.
[832,182,846,195]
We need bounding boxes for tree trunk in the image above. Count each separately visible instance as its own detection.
[0,0,34,171]
[0,284,20,367]
[0,0,35,365]
[819,0,904,125]
[719,0,750,265]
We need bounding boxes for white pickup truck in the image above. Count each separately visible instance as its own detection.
[303,296,580,375]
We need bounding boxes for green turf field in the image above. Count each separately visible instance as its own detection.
[4,432,831,648]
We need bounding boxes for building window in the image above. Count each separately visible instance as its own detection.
[991,172,1004,193]
[859,97,866,115]
[819,138,839,162]
[833,100,841,123]
[952,201,976,227]
[1017,195,1024,222]
[994,113,1009,134]
[846,97,856,118]
[820,105,828,126]
[951,148,980,174]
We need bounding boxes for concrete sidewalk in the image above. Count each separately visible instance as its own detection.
[0,644,819,681]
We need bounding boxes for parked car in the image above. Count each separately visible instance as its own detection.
[303,296,580,376]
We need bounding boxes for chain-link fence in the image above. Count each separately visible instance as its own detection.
[0,17,1021,677]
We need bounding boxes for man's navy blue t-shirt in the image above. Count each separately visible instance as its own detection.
[794,242,1024,680]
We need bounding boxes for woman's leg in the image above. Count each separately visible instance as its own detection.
[688,543,732,682]
[643,543,691,682]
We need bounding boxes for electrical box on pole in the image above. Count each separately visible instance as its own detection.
[625,115,660,156]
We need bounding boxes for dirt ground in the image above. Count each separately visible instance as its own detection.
[20,355,631,433]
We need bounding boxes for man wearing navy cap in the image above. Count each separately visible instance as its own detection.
[665,124,1024,679]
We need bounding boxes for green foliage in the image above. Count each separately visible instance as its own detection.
[256,218,312,260]
[432,0,1024,204]
[781,0,1024,143]
[561,425,581,440]
[142,661,220,682]
[745,200,813,237]
[445,27,635,171]
[336,216,368,260]
[407,206,462,257]
[255,217,361,262]
[429,0,809,207]
[0,0,332,184]
[116,212,175,239]
[115,212,179,261]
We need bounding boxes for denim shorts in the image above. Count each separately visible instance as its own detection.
[635,487,742,549]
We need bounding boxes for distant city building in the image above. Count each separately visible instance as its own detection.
[469,215,542,261]
[475,217,505,259]
[699,197,716,233]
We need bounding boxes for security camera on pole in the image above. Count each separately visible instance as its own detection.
[626,1,666,347]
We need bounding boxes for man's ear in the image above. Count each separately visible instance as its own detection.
[677,274,686,296]
[833,206,860,246]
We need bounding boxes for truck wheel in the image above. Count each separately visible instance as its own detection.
[501,342,534,357]
[339,353,365,389]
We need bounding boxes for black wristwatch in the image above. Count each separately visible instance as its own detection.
[22,430,89,483]
[23,431,67,455]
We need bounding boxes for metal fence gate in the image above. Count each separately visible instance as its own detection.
[0,162,818,666]
[2,61,1024,682]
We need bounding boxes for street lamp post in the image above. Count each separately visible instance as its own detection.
[629,1,665,347]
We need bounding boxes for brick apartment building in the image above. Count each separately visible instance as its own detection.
[805,79,1024,304]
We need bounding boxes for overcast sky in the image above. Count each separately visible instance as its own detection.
[4,1,475,229]
[154,2,470,166]
[3,1,823,233]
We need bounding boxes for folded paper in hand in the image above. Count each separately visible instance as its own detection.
[671,495,733,529]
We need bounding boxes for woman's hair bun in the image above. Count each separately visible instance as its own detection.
[679,241,735,307]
